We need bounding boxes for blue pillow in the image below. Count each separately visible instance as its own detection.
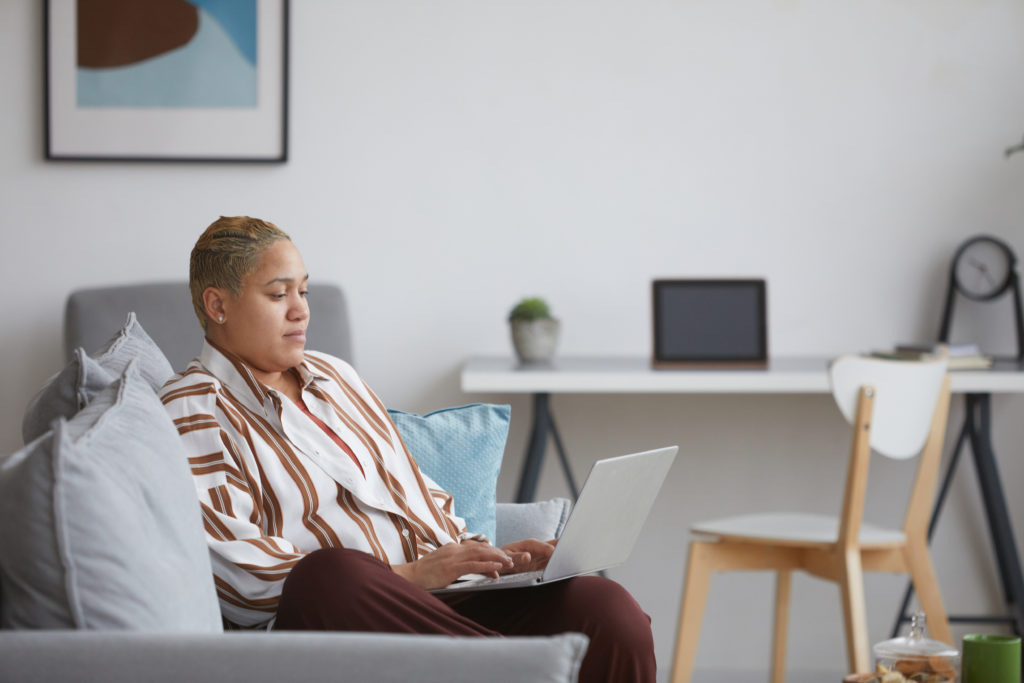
[387,404,510,542]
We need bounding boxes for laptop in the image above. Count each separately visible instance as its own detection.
[431,445,678,594]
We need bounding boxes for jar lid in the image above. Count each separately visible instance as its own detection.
[873,612,959,660]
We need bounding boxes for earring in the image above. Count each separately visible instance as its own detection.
[218,316,224,323]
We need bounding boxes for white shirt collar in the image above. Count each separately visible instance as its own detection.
[197,338,328,411]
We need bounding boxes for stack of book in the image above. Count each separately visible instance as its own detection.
[870,343,993,370]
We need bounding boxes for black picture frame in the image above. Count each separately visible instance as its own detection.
[652,279,768,367]
[45,0,289,162]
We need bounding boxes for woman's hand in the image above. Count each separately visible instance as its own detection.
[392,542,514,590]
[499,538,558,575]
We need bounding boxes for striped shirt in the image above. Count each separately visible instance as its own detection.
[160,340,476,627]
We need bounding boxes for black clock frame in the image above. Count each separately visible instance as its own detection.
[938,234,1024,360]
[954,235,1015,300]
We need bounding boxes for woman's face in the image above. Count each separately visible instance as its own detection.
[216,240,310,381]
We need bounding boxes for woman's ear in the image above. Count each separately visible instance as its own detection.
[202,286,229,326]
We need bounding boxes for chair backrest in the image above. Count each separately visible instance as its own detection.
[829,355,951,544]
[829,355,948,460]
[64,281,353,372]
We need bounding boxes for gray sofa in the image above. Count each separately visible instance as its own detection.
[0,282,586,683]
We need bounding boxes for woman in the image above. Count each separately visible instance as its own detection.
[161,216,656,682]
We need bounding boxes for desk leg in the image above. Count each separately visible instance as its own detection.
[516,393,552,503]
[891,394,1024,637]
[967,394,1024,636]
[549,411,580,501]
[514,393,581,504]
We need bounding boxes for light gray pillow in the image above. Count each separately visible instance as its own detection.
[0,360,222,632]
[91,311,174,389]
[21,312,174,443]
[21,350,115,444]
[494,498,572,548]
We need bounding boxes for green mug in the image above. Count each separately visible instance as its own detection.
[962,634,1021,683]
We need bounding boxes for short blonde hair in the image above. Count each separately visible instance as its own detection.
[189,216,291,330]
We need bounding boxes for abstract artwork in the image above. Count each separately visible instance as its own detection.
[46,0,288,161]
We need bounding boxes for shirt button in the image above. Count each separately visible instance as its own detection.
[401,529,410,538]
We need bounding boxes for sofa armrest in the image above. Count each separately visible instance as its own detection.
[494,498,572,547]
[0,630,587,683]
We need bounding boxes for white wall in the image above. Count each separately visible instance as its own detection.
[3,0,1024,677]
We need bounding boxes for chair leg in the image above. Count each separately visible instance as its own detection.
[771,570,792,683]
[903,541,953,646]
[671,541,716,683]
[838,549,870,674]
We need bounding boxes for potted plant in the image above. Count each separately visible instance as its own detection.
[508,297,560,363]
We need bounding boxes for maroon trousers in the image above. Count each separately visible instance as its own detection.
[274,548,656,683]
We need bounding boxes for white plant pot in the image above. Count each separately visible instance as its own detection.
[510,318,560,363]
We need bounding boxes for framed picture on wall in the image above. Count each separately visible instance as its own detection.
[45,0,289,162]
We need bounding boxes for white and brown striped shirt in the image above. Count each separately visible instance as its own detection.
[160,340,476,627]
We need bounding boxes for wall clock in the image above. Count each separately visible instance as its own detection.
[938,235,1024,359]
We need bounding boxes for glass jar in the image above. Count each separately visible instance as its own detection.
[872,612,960,683]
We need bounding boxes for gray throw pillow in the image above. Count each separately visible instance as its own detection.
[0,360,222,632]
[91,311,174,389]
[21,312,174,443]
[21,350,115,444]
[494,498,572,547]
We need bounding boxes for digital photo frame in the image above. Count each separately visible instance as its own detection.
[652,279,768,368]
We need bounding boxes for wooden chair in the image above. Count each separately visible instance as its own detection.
[670,355,953,683]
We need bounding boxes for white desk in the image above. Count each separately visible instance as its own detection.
[461,354,1024,635]
[463,355,1024,395]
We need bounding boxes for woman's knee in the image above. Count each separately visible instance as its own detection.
[290,547,384,580]
[277,548,401,630]
[563,576,648,614]
[283,548,391,599]
[560,577,653,640]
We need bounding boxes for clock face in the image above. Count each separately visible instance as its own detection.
[953,236,1014,301]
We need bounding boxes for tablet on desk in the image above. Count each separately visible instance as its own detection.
[652,279,767,368]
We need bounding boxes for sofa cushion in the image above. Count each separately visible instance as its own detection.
[388,404,509,542]
[21,312,174,443]
[0,360,221,632]
[0,631,590,683]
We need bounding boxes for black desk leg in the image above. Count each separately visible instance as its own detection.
[514,393,580,504]
[516,393,551,503]
[891,394,1024,637]
[967,394,1024,636]
[549,411,580,501]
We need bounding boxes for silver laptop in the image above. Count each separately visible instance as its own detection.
[431,445,678,594]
